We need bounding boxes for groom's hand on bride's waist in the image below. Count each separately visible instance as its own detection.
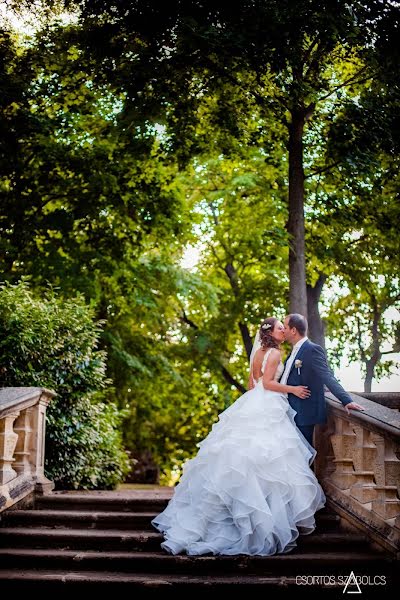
[344,401,365,415]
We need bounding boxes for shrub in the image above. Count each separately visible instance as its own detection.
[0,280,130,489]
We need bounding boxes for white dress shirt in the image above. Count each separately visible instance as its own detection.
[280,336,309,384]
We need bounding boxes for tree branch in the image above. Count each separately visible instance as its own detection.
[223,263,253,356]
[205,241,227,272]
[224,262,239,295]
[208,200,220,227]
[346,234,369,247]
[317,69,372,103]
[180,31,287,115]
[305,160,341,179]
[220,364,246,394]
[313,273,327,297]
[303,39,331,82]
[180,310,198,330]
[179,311,246,393]
[302,36,320,67]
[381,292,400,311]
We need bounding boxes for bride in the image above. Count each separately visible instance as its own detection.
[151,316,326,556]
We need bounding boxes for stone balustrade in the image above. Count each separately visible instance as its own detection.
[315,391,400,555]
[352,392,400,411]
[0,387,56,512]
[1,384,399,557]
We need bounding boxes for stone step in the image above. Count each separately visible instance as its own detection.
[0,527,368,553]
[0,568,344,592]
[1,508,341,532]
[35,493,337,518]
[0,528,163,551]
[35,492,172,513]
[0,548,394,576]
[1,509,157,530]
[0,567,397,595]
[314,513,342,530]
[1,487,394,593]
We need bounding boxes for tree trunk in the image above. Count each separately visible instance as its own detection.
[363,299,382,393]
[364,362,374,393]
[306,274,327,349]
[239,322,253,360]
[287,109,307,316]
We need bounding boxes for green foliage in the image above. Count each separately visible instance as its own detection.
[0,280,107,394]
[303,62,400,385]
[46,395,130,489]
[0,280,130,489]
[0,2,399,482]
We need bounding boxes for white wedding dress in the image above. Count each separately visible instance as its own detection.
[151,349,326,556]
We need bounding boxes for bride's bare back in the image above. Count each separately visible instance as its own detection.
[252,347,283,383]
[251,348,268,381]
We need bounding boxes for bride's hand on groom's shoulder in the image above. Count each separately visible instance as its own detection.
[345,402,365,414]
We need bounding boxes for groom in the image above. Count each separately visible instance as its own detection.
[281,313,364,446]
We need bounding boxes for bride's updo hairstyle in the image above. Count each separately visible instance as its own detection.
[259,317,279,350]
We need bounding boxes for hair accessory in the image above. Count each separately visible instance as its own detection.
[261,323,271,330]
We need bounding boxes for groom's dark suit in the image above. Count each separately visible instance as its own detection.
[281,339,352,446]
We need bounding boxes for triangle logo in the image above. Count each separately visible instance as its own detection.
[343,571,362,594]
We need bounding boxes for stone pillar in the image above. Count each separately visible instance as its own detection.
[349,426,377,503]
[0,412,20,485]
[371,434,400,520]
[13,407,34,476]
[29,394,54,494]
[314,414,335,479]
[330,417,356,490]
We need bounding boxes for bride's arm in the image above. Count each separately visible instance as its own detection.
[262,350,310,399]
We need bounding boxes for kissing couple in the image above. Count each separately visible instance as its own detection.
[152,313,364,556]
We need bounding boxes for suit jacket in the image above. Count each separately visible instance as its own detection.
[281,339,352,426]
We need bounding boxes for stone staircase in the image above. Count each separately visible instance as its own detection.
[0,489,397,595]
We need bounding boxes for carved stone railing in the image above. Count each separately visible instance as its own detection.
[352,392,400,411]
[0,387,56,512]
[315,391,400,556]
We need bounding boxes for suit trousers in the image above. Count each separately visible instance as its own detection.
[297,424,315,447]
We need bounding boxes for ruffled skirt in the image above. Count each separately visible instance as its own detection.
[151,382,326,556]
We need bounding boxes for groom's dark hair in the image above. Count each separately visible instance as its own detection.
[287,313,308,336]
